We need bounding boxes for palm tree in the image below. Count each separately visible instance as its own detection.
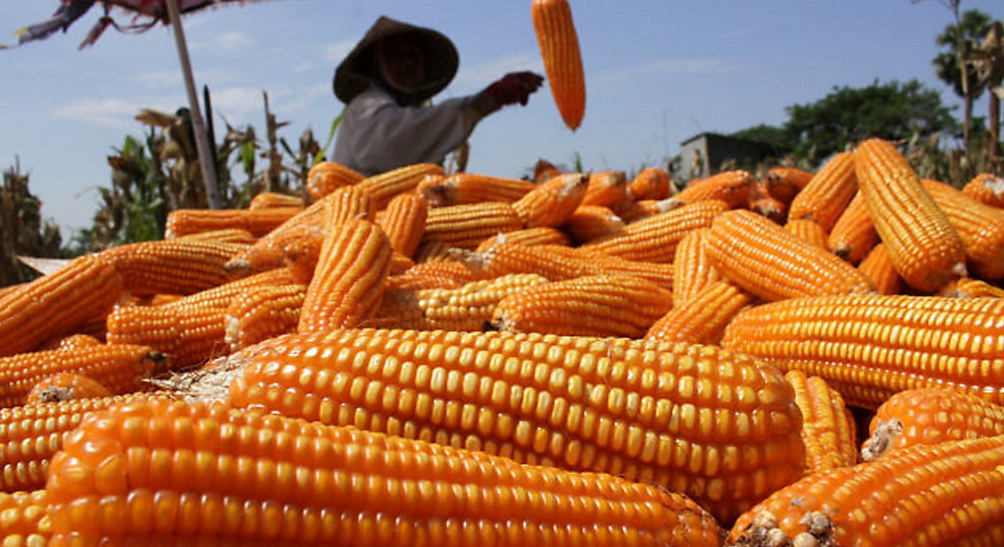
[968,21,1004,164]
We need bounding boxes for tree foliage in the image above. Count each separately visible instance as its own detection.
[933,9,993,100]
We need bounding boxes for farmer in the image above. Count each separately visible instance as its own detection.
[332,16,544,176]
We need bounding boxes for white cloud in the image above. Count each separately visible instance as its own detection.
[134,70,182,88]
[451,51,543,94]
[51,96,178,129]
[214,31,253,50]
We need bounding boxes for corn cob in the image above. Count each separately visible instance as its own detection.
[563,205,624,244]
[46,397,726,547]
[826,190,877,264]
[727,435,1004,547]
[854,138,967,293]
[40,334,102,352]
[512,173,589,228]
[421,202,524,250]
[97,239,247,296]
[764,165,813,204]
[787,151,858,232]
[324,184,377,226]
[720,294,1004,408]
[856,242,903,295]
[784,370,857,473]
[580,170,628,208]
[224,224,323,278]
[613,197,673,223]
[0,394,165,492]
[645,280,754,345]
[747,179,787,225]
[367,273,551,331]
[25,372,110,405]
[861,387,1004,461]
[782,218,828,250]
[0,489,50,544]
[305,160,365,200]
[460,241,586,284]
[385,259,476,291]
[705,209,874,301]
[224,283,307,351]
[938,276,1004,298]
[475,226,572,252]
[298,219,392,333]
[534,157,563,183]
[247,191,304,210]
[173,227,256,245]
[581,199,728,263]
[961,172,1004,208]
[921,177,1004,280]
[375,192,428,258]
[421,172,535,207]
[490,274,673,337]
[665,171,754,211]
[672,228,721,308]
[228,328,805,524]
[532,0,586,130]
[628,166,672,201]
[0,344,162,408]
[0,255,123,357]
[355,163,444,209]
[165,207,301,239]
[106,269,296,370]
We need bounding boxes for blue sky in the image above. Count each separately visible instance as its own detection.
[1,0,1001,237]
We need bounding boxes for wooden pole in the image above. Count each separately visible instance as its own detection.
[164,0,223,209]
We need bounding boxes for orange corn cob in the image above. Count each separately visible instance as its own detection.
[787,151,858,232]
[421,202,524,250]
[475,226,572,252]
[613,197,673,223]
[229,329,805,525]
[534,157,563,183]
[375,192,428,258]
[421,172,535,206]
[356,162,444,209]
[46,398,724,547]
[665,171,753,210]
[511,173,589,228]
[854,138,967,293]
[720,294,1004,408]
[0,490,49,543]
[0,344,161,408]
[705,209,874,301]
[826,190,877,264]
[0,394,164,492]
[857,242,903,295]
[412,239,456,263]
[938,276,1004,298]
[783,218,828,250]
[644,280,754,345]
[40,333,102,352]
[627,166,672,201]
[224,223,322,277]
[862,387,1004,461]
[385,259,476,290]
[247,191,304,210]
[961,172,1004,208]
[172,227,256,244]
[921,177,1004,280]
[747,190,787,225]
[727,435,1004,547]
[25,372,110,404]
[224,283,307,351]
[298,219,392,333]
[544,245,675,288]
[764,165,813,204]
[305,160,365,200]
[489,274,673,337]
[97,239,247,296]
[562,205,624,244]
[672,228,721,308]
[324,184,377,226]
[106,268,296,370]
[165,207,301,239]
[367,273,551,331]
[581,199,728,262]
[0,254,122,357]
[580,170,628,208]
[784,370,858,473]
[532,0,586,130]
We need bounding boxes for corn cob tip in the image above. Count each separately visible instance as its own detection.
[222,257,252,276]
[729,510,832,547]
[859,418,903,462]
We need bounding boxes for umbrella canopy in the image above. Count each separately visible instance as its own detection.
[14,0,278,209]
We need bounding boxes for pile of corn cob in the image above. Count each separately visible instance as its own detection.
[0,137,1003,546]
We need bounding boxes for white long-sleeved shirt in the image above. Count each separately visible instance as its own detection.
[333,85,489,176]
